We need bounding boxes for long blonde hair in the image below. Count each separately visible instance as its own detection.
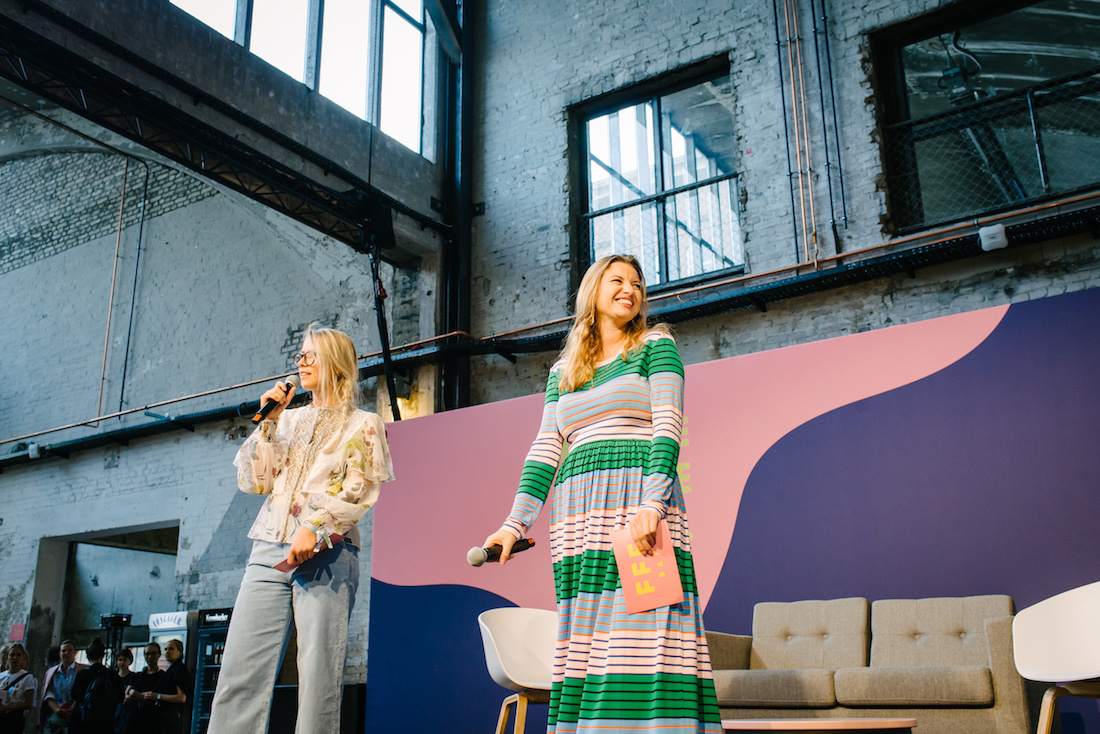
[304,323,361,452]
[558,254,652,393]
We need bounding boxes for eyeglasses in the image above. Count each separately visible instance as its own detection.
[292,351,317,367]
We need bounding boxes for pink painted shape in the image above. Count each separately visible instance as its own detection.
[376,396,558,610]
[373,305,1009,612]
[682,306,1008,611]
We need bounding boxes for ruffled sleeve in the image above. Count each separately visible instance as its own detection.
[303,412,395,537]
[233,418,291,495]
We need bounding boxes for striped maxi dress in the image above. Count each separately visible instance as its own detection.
[500,331,723,734]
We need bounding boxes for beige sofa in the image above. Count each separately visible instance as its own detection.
[707,595,1030,734]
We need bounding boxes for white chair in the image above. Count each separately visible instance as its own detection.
[1012,580,1100,734]
[477,607,557,734]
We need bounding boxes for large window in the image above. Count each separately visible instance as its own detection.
[577,66,743,288]
[171,0,427,154]
[876,0,1100,231]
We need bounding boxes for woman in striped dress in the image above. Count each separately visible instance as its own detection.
[484,254,723,734]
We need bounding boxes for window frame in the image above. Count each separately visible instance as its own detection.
[174,0,428,155]
[568,55,744,297]
[870,0,1100,232]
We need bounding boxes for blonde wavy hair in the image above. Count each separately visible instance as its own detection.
[558,254,661,393]
[303,323,362,452]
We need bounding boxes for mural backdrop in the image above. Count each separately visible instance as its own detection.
[365,287,1100,733]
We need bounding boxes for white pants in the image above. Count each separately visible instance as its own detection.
[207,539,359,734]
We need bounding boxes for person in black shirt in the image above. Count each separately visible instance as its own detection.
[70,638,121,734]
[143,639,191,734]
[119,643,163,734]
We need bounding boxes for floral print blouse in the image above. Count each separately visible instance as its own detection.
[234,405,395,548]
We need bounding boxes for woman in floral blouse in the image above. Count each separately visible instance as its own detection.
[207,324,394,734]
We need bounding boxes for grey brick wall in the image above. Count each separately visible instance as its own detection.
[466,0,1100,403]
[1,110,401,683]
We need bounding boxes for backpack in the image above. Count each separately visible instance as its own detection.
[78,667,120,728]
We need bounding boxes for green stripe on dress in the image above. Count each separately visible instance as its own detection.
[517,460,558,502]
[553,548,701,600]
[552,674,722,723]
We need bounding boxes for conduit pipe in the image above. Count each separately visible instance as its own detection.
[780,0,812,263]
[117,160,152,411]
[789,0,821,264]
[773,0,801,257]
[95,158,130,424]
[811,0,842,253]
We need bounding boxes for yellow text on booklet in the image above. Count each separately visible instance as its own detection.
[610,520,685,613]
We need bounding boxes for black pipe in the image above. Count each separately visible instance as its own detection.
[811,0,840,253]
[118,159,152,411]
[369,234,402,421]
[819,0,848,228]
[773,0,802,261]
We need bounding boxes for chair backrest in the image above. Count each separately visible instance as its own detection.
[870,595,1014,667]
[478,607,557,692]
[1013,580,1100,682]
[750,597,870,670]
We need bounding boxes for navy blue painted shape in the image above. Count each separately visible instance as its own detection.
[364,579,550,734]
[707,287,1100,635]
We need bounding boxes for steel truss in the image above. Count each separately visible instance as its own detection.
[0,10,440,260]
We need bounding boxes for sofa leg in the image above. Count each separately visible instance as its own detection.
[1036,685,1067,734]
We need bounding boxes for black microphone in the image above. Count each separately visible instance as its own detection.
[467,538,536,566]
[252,376,301,424]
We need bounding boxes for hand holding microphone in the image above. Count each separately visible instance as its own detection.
[470,531,535,566]
[253,375,301,424]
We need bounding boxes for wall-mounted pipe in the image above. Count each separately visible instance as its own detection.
[117,159,152,411]
[811,0,841,253]
[773,0,801,260]
[95,158,130,424]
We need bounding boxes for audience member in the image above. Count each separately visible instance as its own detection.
[0,643,36,734]
[38,640,86,733]
[120,644,163,734]
[146,640,190,734]
[70,638,120,734]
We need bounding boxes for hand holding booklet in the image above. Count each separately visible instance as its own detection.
[274,534,345,572]
[610,520,684,613]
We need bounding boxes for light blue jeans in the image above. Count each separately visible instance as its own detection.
[207,539,359,734]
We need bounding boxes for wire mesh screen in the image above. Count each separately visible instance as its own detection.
[884,67,1100,230]
[582,176,743,286]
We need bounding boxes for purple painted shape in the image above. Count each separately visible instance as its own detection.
[707,287,1100,635]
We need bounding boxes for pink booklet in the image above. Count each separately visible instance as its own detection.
[274,534,345,572]
[610,520,684,613]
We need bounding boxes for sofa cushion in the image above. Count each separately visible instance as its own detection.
[870,595,1013,667]
[834,664,994,706]
[713,668,837,708]
[751,597,869,671]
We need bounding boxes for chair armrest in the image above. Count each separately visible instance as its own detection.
[985,615,1030,734]
[706,630,751,670]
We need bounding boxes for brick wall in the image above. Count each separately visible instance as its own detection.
[466,0,1100,403]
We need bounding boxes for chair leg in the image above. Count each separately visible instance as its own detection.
[1036,685,1067,734]
[495,693,520,734]
[514,692,529,734]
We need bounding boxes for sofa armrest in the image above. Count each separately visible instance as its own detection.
[707,630,752,670]
[985,615,1029,734]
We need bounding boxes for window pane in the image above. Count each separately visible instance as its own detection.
[664,179,743,281]
[380,8,423,152]
[884,0,1100,229]
[660,75,736,189]
[587,203,661,285]
[899,0,1100,121]
[251,0,309,82]
[171,0,236,39]
[586,102,657,210]
[388,0,423,21]
[319,0,371,118]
